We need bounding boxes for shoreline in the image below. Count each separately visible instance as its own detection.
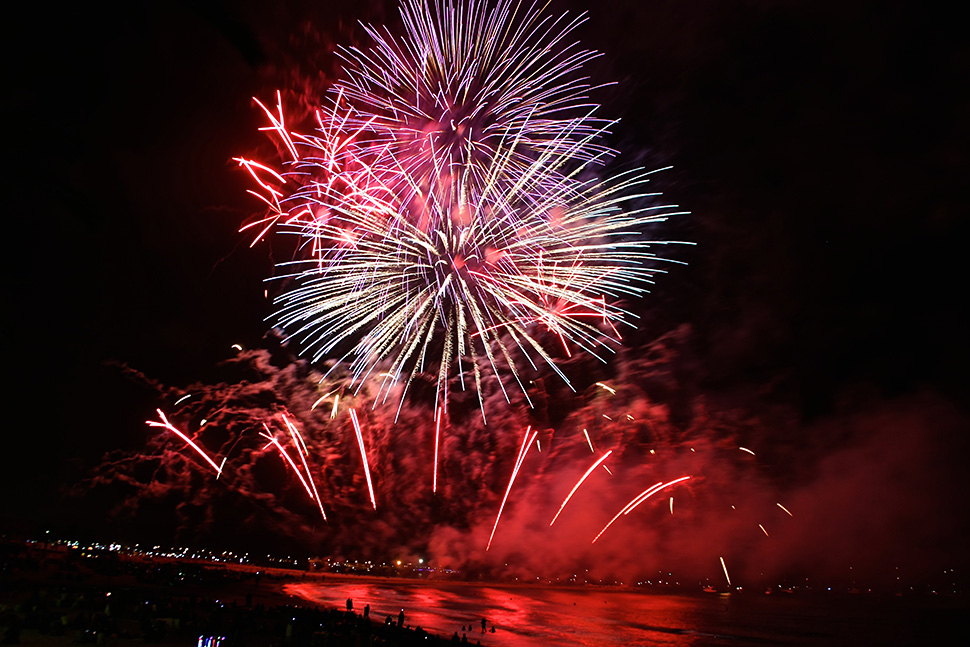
[1,550,481,647]
[4,547,966,647]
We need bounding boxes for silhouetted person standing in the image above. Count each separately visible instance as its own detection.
[398,609,405,627]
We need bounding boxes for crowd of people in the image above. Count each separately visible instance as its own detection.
[0,542,488,647]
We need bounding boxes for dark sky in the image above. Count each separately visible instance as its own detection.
[3,1,968,581]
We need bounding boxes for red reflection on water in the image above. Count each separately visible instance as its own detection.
[285,579,957,647]
[287,580,712,646]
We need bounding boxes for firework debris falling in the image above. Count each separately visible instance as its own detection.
[486,425,538,551]
[83,324,970,586]
[549,449,612,526]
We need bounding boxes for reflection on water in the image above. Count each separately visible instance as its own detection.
[285,579,963,646]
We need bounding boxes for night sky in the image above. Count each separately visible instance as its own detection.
[4,1,968,585]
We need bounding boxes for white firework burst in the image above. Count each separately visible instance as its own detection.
[237,1,690,418]
[334,0,616,231]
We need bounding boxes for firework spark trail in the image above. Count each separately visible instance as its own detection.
[281,414,328,521]
[487,426,538,551]
[720,556,732,587]
[241,92,398,257]
[595,382,616,395]
[590,481,659,543]
[349,408,377,510]
[283,413,310,456]
[758,523,769,537]
[624,476,691,514]
[582,428,595,452]
[310,391,334,410]
[234,155,290,247]
[259,424,316,501]
[739,447,755,456]
[432,406,442,493]
[777,502,794,517]
[549,450,612,526]
[591,476,691,543]
[623,482,668,514]
[146,409,223,475]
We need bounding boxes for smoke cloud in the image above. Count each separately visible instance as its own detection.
[82,327,968,588]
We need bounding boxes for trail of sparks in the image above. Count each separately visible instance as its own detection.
[282,414,327,521]
[432,406,442,494]
[349,408,377,510]
[758,523,769,537]
[623,476,691,515]
[284,414,310,456]
[720,556,732,587]
[259,424,315,501]
[595,382,616,395]
[739,447,755,456]
[591,476,691,543]
[310,390,337,410]
[550,450,612,526]
[777,502,794,517]
[582,428,595,452]
[487,426,538,551]
[147,409,223,475]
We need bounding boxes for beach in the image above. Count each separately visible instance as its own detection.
[0,543,470,647]
[3,543,965,647]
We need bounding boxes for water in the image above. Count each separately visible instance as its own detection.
[285,579,964,646]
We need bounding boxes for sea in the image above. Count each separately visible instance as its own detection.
[284,578,965,646]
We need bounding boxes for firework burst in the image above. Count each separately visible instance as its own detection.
[239,0,689,417]
[335,0,616,222]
